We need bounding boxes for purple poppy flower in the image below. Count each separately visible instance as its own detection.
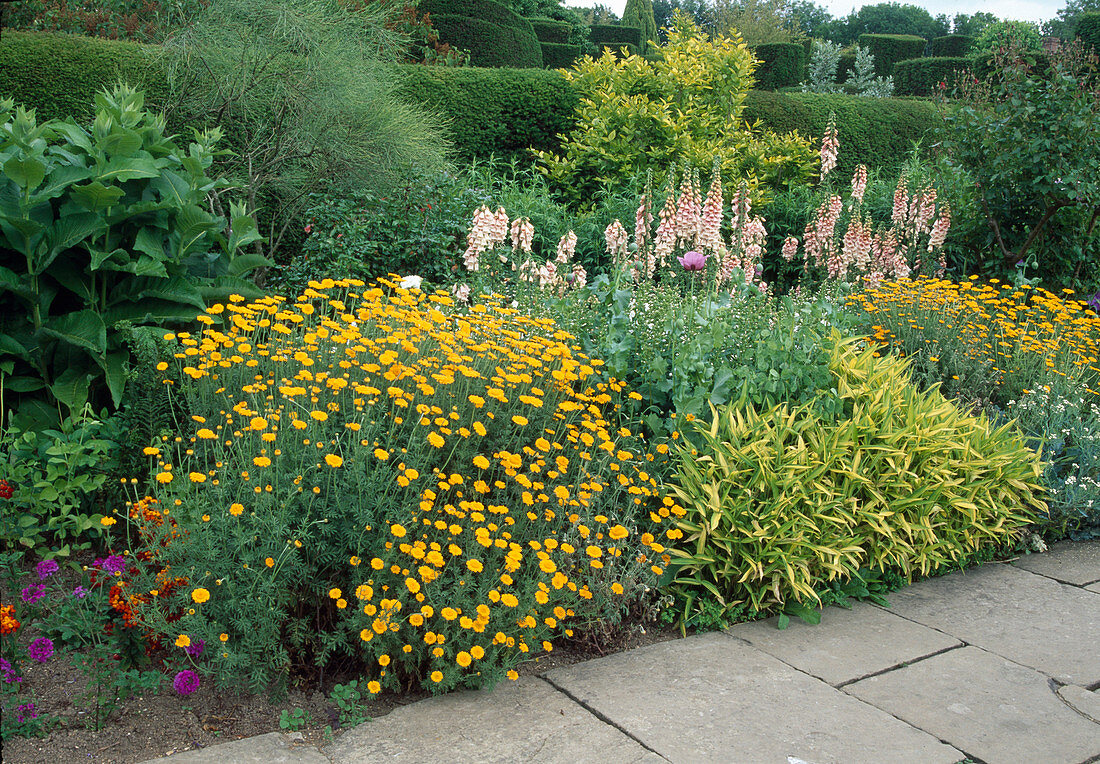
[36,559,59,580]
[28,637,54,663]
[21,584,45,604]
[173,669,200,696]
[677,250,708,271]
[184,639,206,658]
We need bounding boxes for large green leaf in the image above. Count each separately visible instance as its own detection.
[70,181,125,212]
[40,310,107,355]
[174,205,220,258]
[33,164,94,202]
[0,331,32,360]
[103,300,201,325]
[97,154,161,183]
[95,350,128,408]
[2,155,46,190]
[1,375,46,392]
[228,252,274,277]
[136,273,207,310]
[149,171,193,207]
[96,128,142,157]
[0,266,35,303]
[50,365,92,413]
[44,259,95,304]
[36,213,107,274]
[132,226,167,261]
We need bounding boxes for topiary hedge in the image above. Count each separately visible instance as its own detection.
[541,42,582,70]
[893,57,972,97]
[929,34,973,57]
[589,24,641,49]
[1078,12,1100,52]
[0,31,168,124]
[857,33,928,77]
[393,65,578,161]
[753,42,804,90]
[528,16,571,44]
[419,0,542,68]
[742,90,938,177]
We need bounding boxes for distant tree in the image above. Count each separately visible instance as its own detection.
[623,0,659,52]
[788,0,832,37]
[712,0,805,45]
[1044,0,1100,39]
[832,2,949,45]
[952,11,998,37]
[651,0,714,34]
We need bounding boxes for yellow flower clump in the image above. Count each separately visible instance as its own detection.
[850,276,1100,396]
[141,277,684,694]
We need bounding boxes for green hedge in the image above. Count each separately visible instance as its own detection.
[541,42,582,70]
[857,33,928,77]
[1079,12,1100,52]
[393,65,578,162]
[893,57,972,97]
[528,17,571,44]
[420,0,542,68]
[929,35,973,57]
[753,43,804,90]
[742,90,938,177]
[0,31,167,123]
[590,24,641,48]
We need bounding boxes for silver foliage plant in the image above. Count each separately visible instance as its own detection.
[802,40,894,98]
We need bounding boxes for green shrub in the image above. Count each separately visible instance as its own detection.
[536,13,817,207]
[742,90,937,177]
[589,24,642,49]
[423,14,543,68]
[929,34,974,57]
[528,16,571,43]
[857,33,927,77]
[0,31,168,125]
[541,42,582,70]
[129,280,679,693]
[753,42,805,90]
[893,56,973,96]
[665,333,1046,625]
[394,65,578,162]
[1078,12,1100,52]
[420,0,542,68]
[0,87,266,424]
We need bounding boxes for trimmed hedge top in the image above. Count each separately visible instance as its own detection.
[893,57,972,97]
[857,33,928,78]
[929,34,974,57]
[589,24,642,48]
[420,0,543,68]
[752,42,804,91]
[528,17,571,44]
[1079,12,1100,51]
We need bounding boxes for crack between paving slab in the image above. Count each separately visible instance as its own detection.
[1050,677,1100,725]
[536,675,672,762]
[834,643,968,689]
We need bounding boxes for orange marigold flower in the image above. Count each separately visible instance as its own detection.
[191,588,210,604]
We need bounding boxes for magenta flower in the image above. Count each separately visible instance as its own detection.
[184,639,206,658]
[677,250,709,271]
[173,669,200,696]
[21,584,45,604]
[95,554,126,574]
[15,702,37,723]
[28,637,53,663]
[36,560,59,580]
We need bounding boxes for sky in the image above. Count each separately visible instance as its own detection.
[563,0,1065,25]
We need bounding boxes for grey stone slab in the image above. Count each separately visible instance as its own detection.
[140,732,328,764]
[544,632,961,764]
[1089,582,1100,595]
[883,562,1100,685]
[1058,685,1100,724]
[1011,541,1100,586]
[327,676,662,764]
[846,646,1100,764]
[728,601,962,687]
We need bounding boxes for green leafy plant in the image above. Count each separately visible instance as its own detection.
[664,333,1047,629]
[329,680,372,728]
[535,11,817,207]
[0,86,266,426]
[279,707,312,731]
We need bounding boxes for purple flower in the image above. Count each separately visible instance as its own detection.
[72,586,90,599]
[677,250,709,271]
[36,559,59,580]
[96,554,126,575]
[0,657,21,684]
[184,639,206,658]
[15,702,37,723]
[21,584,45,604]
[173,669,200,696]
[28,637,54,663]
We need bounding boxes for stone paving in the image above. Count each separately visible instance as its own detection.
[149,541,1100,764]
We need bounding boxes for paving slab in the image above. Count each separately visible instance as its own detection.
[883,562,1100,685]
[846,645,1100,764]
[1087,581,1100,595]
[1058,685,1100,724]
[140,732,328,764]
[728,601,962,687]
[544,631,960,764]
[1011,541,1100,586]
[326,676,663,764]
